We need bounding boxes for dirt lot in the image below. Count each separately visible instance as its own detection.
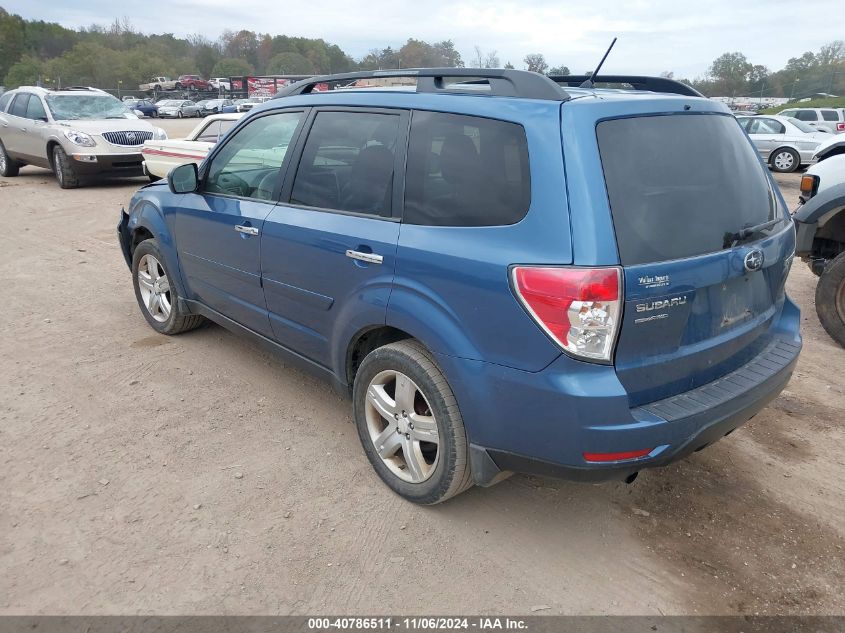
[1,118,843,615]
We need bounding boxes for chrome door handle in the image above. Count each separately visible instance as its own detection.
[234,224,259,236]
[346,250,383,265]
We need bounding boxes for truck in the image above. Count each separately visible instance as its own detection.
[139,77,178,92]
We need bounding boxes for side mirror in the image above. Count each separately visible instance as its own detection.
[168,163,199,194]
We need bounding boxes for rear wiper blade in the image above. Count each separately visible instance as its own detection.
[723,218,783,248]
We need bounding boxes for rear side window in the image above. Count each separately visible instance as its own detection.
[794,110,818,122]
[821,110,839,122]
[404,111,530,226]
[9,94,29,118]
[0,92,12,112]
[597,114,779,266]
[290,111,400,217]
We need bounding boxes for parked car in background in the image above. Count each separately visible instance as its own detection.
[118,69,800,504]
[799,154,845,204]
[130,99,159,118]
[777,107,845,134]
[0,86,166,188]
[157,100,200,118]
[141,112,243,179]
[737,115,829,172]
[209,78,231,92]
[237,96,270,112]
[194,99,211,114]
[176,75,211,91]
[200,99,233,115]
[222,99,248,113]
[139,76,177,92]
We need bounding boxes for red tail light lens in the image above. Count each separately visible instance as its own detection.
[583,448,653,462]
[838,123,845,131]
[512,266,623,362]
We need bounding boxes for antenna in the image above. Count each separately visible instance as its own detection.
[580,37,617,88]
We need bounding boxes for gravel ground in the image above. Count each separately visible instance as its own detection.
[0,118,843,615]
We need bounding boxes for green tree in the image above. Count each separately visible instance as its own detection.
[4,55,44,88]
[211,57,254,78]
[0,8,26,81]
[524,53,548,74]
[548,65,570,75]
[267,52,314,75]
[708,51,752,95]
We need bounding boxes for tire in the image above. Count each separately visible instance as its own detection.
[770,147,800,173]
[131,239,205,335]
[175,82,183,90]
[52,145,80,189]
[0,140,20,177]
[177,110,183,119]
[352,340,474,504]
[153,85,161,92]
[815,251,845,348]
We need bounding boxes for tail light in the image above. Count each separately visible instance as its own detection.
[512,266,623,362]
[837,123,845,132]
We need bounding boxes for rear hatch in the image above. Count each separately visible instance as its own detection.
[596,113,794,406]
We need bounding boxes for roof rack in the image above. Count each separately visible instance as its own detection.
[274,68,570,102]
[548,75,703,97]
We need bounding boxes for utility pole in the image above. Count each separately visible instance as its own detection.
[790,77,800,101]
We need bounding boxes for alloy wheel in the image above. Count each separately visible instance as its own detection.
[54,152,63,185]
[137,254,172,323]
[0,148,6,172]
[365,370,440,483]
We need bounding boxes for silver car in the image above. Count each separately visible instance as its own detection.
[737,115,830,173]
[157,99,200,118]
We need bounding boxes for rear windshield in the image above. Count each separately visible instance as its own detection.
[597,114,780,265]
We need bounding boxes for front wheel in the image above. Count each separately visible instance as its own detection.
[131,239,204,335]
[175,82,183,90]
[353,340,474,504]
[770,148,800,173]
[816,251,845,348]
[52,146,80,189]
[177,111,183,119]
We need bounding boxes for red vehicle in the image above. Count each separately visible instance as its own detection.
[175,75,211,91]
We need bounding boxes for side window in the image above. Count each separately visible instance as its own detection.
[794,110,818,122]
[821,110,838,122]
[0,92,13,112]
[25,96,47,121]
[737,118,752,132]
[751,118,784,134]
[779,110,796,118]
[196,120,221,143]
[404,111,531,227]
[9,94,30,118]
[290,111,400,217]
[204,111,303,201]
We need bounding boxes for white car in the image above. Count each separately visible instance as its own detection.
[141,113,243,179]
[209,78,231,92]
[737,115,830,173]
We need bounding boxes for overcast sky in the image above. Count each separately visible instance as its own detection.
[5,0,843,77]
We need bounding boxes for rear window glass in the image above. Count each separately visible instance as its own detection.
[794,110,818,121]
[597,114,779,265]
[403,111,530,226]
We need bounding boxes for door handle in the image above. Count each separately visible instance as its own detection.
[346,250,383,265]
[234,224,259,236]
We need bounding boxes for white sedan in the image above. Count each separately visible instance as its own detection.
[142,113,243,179]
[736,115,830,173]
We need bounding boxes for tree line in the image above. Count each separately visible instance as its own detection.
[0,7,842,100]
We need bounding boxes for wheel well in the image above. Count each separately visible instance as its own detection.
[814,210,845,260]
[46,141,60,169]
[130,227,154,258]
[346,326,413,386]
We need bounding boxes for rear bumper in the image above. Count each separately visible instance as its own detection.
[440,301,802,486]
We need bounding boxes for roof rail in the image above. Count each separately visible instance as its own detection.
[548,75,703,97]
[274,68,570,102]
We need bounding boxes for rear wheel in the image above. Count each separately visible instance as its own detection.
[0,140,20,177]
[177,110,183,119]
[816,251,845,347]
[131,239,204,335]
[770,148,800,173]
[353,340,474,504]
[52,146,80,189]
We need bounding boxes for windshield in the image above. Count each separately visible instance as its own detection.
[786,117,817,134]
[597,113,783,265]
[46,94,133,120]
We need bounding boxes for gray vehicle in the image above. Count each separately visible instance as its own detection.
[778,107,845,134]
[794,183,845,347]
[0,86,166,188]
[157,99,200,118]
[199,98,233,115]
[737,115,829,172]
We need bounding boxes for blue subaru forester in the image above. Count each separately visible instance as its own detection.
[118,69,802,504]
